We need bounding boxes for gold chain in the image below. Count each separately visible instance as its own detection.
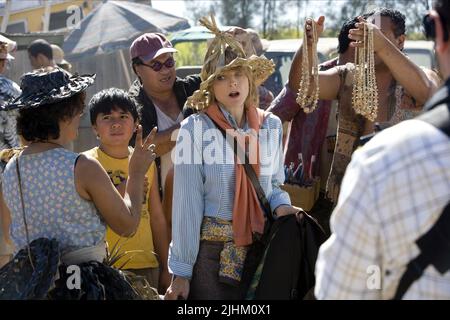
[296,19,320,113]
[352,24,378,122]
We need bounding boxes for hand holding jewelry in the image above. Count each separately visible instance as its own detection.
[296,17,324,114]
[349,18,386,53]
[351,20,379,122]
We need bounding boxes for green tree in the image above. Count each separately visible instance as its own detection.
[323,0,431,38]
[219,0,261,28]
[185,0,219,25]
[260,0,292,39]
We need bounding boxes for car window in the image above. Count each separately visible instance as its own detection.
[404,48,435,69]
[263,52,294,97]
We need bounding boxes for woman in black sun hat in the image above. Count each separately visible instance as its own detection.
[0,67,157,299]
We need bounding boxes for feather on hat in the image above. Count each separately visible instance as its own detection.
[186,14,275,111]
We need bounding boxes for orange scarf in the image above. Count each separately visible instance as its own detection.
[205,103,266,246]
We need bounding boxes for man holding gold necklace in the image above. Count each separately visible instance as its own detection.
[287,8,441,207]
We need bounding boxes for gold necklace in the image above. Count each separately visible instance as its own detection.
[296,19,320,113]
[352,24,378,122]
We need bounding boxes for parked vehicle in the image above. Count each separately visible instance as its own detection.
[403,40,436,70]
[263,38,339,96]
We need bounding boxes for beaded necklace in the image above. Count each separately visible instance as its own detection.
[296,19,320,113]
[352,24,378,122]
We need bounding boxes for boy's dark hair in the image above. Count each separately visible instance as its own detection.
[88,88,139,125]
[17,92,85,141]
[370,7,406,38]
[27,39,53,60]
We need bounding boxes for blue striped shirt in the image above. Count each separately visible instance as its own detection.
[168,107,291,278]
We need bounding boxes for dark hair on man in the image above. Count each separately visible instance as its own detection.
[338,18,359,54]
[88,88,140,125]
[131,57,143,73]
[370,7,406,37]
[27,39,53,60]
[337,12,374,54]
[434,0,450,34]
[17,92,85,141]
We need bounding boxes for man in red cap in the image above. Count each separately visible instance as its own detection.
[129,33,201,198]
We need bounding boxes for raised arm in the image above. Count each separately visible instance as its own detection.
[288,16,341,101]
[349,17,439,105]
[76,126,157,237]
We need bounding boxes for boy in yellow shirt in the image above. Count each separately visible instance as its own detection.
[84,88,170,293]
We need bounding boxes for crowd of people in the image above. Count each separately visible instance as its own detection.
[0,0,449,300]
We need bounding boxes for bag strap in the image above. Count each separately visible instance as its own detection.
[393,87,450,299]
[205,114,274,223]
[418,85,450,137]
[393,201,450,299]
[15,153,35,270]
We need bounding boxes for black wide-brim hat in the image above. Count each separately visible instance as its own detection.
[3,67,95,111]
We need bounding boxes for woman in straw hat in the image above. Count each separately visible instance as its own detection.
[165,15,298,300]
[0,67,157,299]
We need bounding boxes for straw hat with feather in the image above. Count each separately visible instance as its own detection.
[186,15,275,111]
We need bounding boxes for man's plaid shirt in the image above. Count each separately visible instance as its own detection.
[315,119,450,299]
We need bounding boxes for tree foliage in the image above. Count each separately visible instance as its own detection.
[185,0,218,24]
[323,0,432,38]
[218,0,261,28]
[182,0,431,40]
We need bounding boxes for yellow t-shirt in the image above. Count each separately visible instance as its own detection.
[83,147,158,269]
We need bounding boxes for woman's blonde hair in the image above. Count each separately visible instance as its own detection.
[206,65,259,110]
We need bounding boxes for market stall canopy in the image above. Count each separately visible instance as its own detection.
[63,0,190,60]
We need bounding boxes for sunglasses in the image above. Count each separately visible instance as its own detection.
[423,13,449,41]
[140,57,175,72]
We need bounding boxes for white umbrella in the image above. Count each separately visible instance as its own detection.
[63,0,190,60]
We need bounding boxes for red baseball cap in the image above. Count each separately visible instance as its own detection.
[130,33,177,62]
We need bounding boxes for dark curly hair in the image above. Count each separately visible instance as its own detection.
[88,88,139,125]
[370,7,406,37]
[17,92,85,142]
